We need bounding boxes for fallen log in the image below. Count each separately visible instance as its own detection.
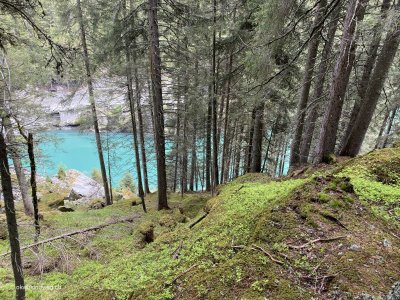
[0,214,141,257]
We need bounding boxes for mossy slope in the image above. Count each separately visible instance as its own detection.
[0,147,399,299]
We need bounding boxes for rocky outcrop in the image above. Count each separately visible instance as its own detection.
[67,171,105,201]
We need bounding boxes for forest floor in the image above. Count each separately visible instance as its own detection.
[0,146,399,299]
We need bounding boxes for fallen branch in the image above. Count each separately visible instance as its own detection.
[171,264,198,284]
[251,244,284,265]
[289,235,347,250]
[0,214,141,257]
[232,243,284,265]
[189,213,208,229]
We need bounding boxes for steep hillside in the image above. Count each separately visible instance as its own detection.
[0,147,399,299]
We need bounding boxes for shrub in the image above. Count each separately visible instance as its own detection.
[57,164,66,180]
[91,168,102,184]
[119,172,136,193]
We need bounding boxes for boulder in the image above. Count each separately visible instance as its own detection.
[68,172,105,201]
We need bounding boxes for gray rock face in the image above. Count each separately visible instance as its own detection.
[68,172,105,201]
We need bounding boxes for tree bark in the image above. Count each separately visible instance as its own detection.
[220,53,233,184]
[77,0,112,205]
[299,2,341,164]
[211,0,219,191]
[250,102,265,172]
[290,0,327,167]
[246,109,256,173]
[205,80,212,191]
[0,132,25,300]
[134,56,151,195]
[0,65,33,216]
[382,107,397,148]
[8,132,34,216]
[148,0,168,209]
[340,19,400,156]
[124,2,147,213]
[233,123,244,179]
[27,134,40,242]
[339,0,392,150]
[316,0,369,163]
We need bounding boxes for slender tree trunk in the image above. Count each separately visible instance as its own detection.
[205,81,212,191]
[181,84,189,194]
[250,102,265,172]
[300,3,341,163]
[77,0,112,205]
[375,110,390,149]
[234,123,244,178]
[27,134,40,243]
[290,0,327,167]
[382,107,397,148]
[189,60,199,192]
[189,122,197,191]
[246,109,256,172]
[316,0,368,163]
[0,69,33,215]
[173,79,181,192]
[340,0,392,150]
[220,53,233,184]
[134,56,151,195]
[0,132,25,300]
[340,18,400,156]
[125,2,146,212]
[148,0,168,209]
[8,133,33,216]
[211,0,219,192]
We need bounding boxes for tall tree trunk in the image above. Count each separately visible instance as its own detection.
[181,82,189,194]
[173,78,181,192]
[134,55,151,195]
[205,81,212,191]
[220,53,234,184]
[0,61,33,216]
[316,0,368,163]
[211,0,219,191]
[189,60,199,192]
[233,123,244,179]
[189,122,197,191]
[290,0,327,167]
[0,132,25,300]
[246,109,256,172]
[77,0,112,205]
[250,102,265,172]
[340,0,392,150]
[27,134,40,242]
[148,0,168,209]
[340,20,400,156]
[124,2,147,213]
[300,3,341,163]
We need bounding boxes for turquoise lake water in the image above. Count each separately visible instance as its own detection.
[35,130,288,191]
[37,130,159,189]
